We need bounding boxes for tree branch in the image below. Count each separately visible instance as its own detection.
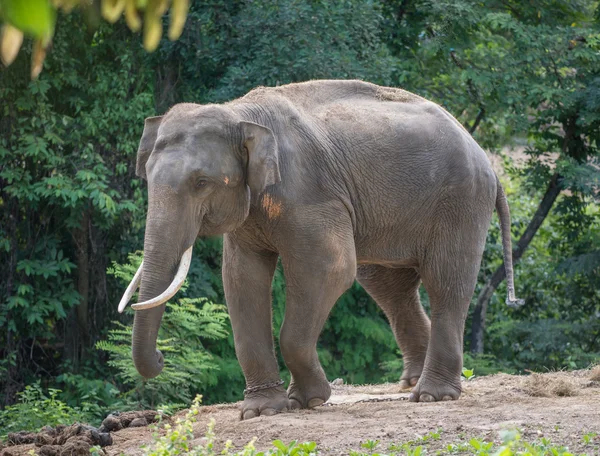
[469,107,486,134]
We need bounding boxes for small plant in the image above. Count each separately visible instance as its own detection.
[468,437,494,454]
[388,428,442,452]
[143,395,319,455]
[89,446,104,456]
[582,431,598,445]
[143,395,205,456]
[462,367,475,381]
[270,440,318,455]
[405,447,424,456]
[417,429,442,443]
[360,439,380,453]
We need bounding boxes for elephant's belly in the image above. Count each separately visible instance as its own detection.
[354,234,421,269]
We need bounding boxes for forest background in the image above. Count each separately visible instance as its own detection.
[0,0,599,432]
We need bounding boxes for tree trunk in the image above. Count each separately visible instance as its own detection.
[75,209,90,355]
[2,204,19,407]
[470,172,562,354]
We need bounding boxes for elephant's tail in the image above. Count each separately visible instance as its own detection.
[495,175,525,308]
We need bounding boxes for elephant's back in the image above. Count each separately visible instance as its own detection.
[240,80,426,110]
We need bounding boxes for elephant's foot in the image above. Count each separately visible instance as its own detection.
[399,360,425,389]
[288,376,331,409]
[408,375,461,402]
[240,385,290,420]
[399,376,420,389]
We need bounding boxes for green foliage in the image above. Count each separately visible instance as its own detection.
[0,383,85,438]
[55,372,124,424]
[0,10,153,403]
[0,0,56,38]
[462,353,514,376]
[0,0,192,78]
[477,171,600,371]
[206,0,396,102]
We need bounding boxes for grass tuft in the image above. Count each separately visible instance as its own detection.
[589,366,600,382]
[523,373,578,397]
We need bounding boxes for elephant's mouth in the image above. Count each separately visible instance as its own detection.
[117,245,193,313]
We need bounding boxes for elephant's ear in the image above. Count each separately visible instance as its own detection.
[136,116,163,180]
[241,121,281,202]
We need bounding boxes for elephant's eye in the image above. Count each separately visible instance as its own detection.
[196,178,209,189]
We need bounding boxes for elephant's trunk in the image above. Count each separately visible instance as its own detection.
[129,221,191,379]
[132,300,166,379]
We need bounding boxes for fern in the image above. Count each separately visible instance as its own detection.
[97,254,232,409]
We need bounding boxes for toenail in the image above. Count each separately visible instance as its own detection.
[243,409,258,420]
[308,398,325,408]
[261,408,278,416]
[289,398,302,409]
[442,395,453,401]
[420,393,435,402]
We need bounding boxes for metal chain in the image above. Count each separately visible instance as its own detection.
[243,379,284,396]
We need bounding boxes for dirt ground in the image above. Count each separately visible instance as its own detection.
[3,369,599,455]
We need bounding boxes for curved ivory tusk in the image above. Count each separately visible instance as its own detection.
[131,246,193,311]
[117,261,144,313]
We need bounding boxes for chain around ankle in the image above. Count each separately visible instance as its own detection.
[243,379,285,396]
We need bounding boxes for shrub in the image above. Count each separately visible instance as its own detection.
[0,383,86,438]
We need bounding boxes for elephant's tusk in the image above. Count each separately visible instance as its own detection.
[117,261,144,313]
[131,246,193,311]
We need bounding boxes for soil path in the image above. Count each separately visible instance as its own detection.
[110,370,600,454]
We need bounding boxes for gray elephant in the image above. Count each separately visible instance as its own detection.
[118,79,523,419]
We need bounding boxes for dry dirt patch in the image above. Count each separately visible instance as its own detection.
[2,370,600,455]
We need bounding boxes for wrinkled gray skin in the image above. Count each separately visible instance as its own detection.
[132,80,518,419]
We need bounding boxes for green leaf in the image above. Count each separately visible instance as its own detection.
[0,0,56,39]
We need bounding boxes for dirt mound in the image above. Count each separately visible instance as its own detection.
[2,371,600,455]
[1,424,111,456]
[0,411,161,456]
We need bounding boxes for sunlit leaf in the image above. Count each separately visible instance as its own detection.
[143,15,161,51]
[0,23,23,66]
[31,37,48,79]
[168,0,188,41]
[124,0,141,32]
[101,0,126,24]
[51,0,78,13]
[0,0,55,38]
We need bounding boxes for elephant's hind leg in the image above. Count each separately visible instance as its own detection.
[410,210,492,402]
[357,265,430,389]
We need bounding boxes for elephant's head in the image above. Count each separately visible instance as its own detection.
[118,104,280,378]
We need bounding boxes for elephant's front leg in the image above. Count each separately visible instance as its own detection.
[222,235,288,419]
[279,225,357,409]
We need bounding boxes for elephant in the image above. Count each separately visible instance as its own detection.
[118,79,523,419]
